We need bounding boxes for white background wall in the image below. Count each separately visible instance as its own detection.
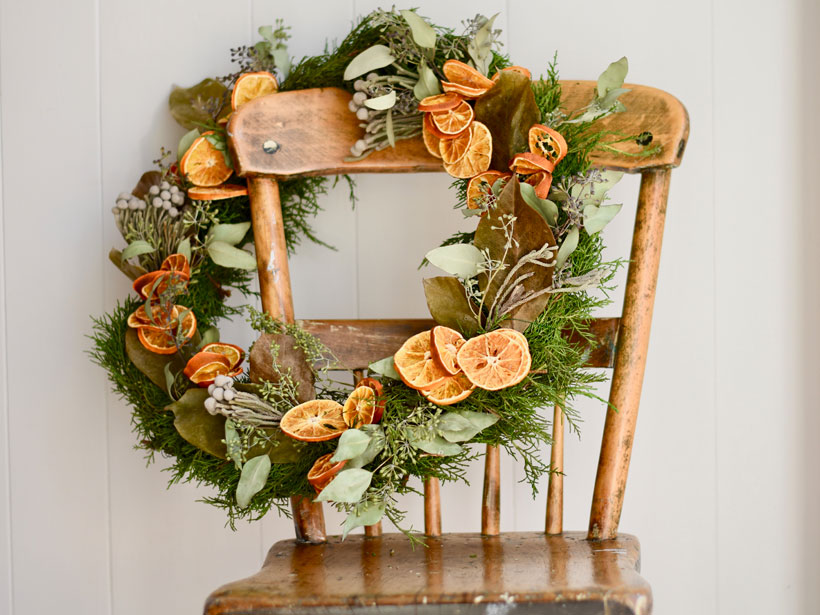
[1,0,818,613]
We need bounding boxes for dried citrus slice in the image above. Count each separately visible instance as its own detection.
[430,326,466,376]
[160,253,191,279]
[358,377,385,422]
[200,342,244,370]
[307,453,347,494]
[510,152,555,175]
[137,309,197,355]
[280,400,347,442]
[132,270,173,299]
[179,131,233,187]
[528,124,568,165]
[522,171,554,199]
[188,184,248,201]
[423,372,475,406]
[231,71,278,110]
[443,121,492,179]
[422,114,443,159]
[443,60,494,89]
[342,385,377,428]
[417,92,461,112]
[456,330,532,391]
[393,331,449,391]
[466,171,507,209]
[491,65,532,82]
[441,81,491,99]
[127,303,179,329]
[430,100,473,136]
[439,126,473,165]
[183,351,231,386]
[495,328,533,383]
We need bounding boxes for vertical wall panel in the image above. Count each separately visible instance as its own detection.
[0,1,111,614]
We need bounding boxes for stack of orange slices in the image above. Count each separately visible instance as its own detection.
[419,60,494,179]
[184,342,245,386]
[509,124,569,198]
[393,325,532,404]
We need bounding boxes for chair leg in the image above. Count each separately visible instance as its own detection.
[482,445,500,535]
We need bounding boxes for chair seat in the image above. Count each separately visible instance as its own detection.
[205,532,651,615]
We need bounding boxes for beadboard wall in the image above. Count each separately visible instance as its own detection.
[1,1,818,614]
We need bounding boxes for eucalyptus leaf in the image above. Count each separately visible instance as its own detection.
[555,226,580,270]
[583,203,623,234]
[125,329,179,390]
[176,238,191,263]
[425,244,484,279]
[166,388,227,459]
[413,60,441,100]
[208,221,251,246]
[207,241,257,270]
[236,455,271,508]
[163,362,177,399]
[109,248,147,281]
[577,171,624,207]
[199,327,220,347]
[120,240,155,262]
[400,10,437,49]
[224,419,242,470]
[386,109,395,147]
[331,429,371,463]
[168,78,227,130]
[364,90,397,110]
[342,501,385,539]
[343,45,395,80]
[437,410,499,442]
[518,181,558,226]
[467,14,498,75]
[347,426,385,469]
[315,468,372,503]
[407,430,463,456]
[597,87,630,111]
[597,57,629,98]
[271,47,291,81]
[177,128,199,162]
[423,277,480,335]
[368,356,401,380]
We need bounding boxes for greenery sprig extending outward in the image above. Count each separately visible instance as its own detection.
[90,8,656,535]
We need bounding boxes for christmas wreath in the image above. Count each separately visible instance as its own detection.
[90,8,656,538]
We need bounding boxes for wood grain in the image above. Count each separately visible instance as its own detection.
[481,445,501,536]
[546,403,565,534]
[588,169,671,540]
[424,477,442,537]
[204,532,649,614]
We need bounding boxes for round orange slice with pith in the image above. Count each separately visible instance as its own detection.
[528,124,568,165]
[200,342,245,377]
[132,270,187,300]
[441,60,494,99]
[357,377,385,423]
[280,400,347,442]
[418,92,462,112]
[522,171,554,199]
[307,453,347,494]
[179,131,233,187]
[188,184,248,201]
[443,121,492,179]
[423,372,475,406]
[137,308,197,355]
[231,71,278,110]
[422,114,443,159]
[161,253,191,279]
[430,100,474,136]
[466,171,508,209]
[456,330,532,391]
[183,351,232,386]
[430,326,466,376]
[439,126,474,165]
[342,385,377,428]
[393,331,449,391]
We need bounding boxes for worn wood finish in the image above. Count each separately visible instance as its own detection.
[204,532,649,614]
[229,83,687,179]
[481,446,501,536]
[299,317,621,371]
[424,477,442,537]
[289,495,326,544]
[588,169,671,540]
[546,403,565,534]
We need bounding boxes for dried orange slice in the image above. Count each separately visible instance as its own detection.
[188,184,248,201]
[231,71,278,110]
[393,331,449,391]
[522,171,554,199]
[443,121,492,179]
[342,385,377,428]
[422,114,443,159]
[430,100,473,136]
[160,253,191,279]
[358,377,385,422]
[418,92,461,112]
[441,81,491,99]
[528,124,568,165]
[439,126,473,165]
[430,326,466,376]
[466,171,507,209]
[183,351,231,386]
[127,303,179,329]
[456,330,532,391]
[280,400,347,442]
[137,309,197,355]
[307,453,347,494]
[491,65,532,82]
[443,60,494,89]
[423,372,475,406]
[510,152,555,175]
[201,342,244,371]
[132,271,171,299]
[179,131,232,187]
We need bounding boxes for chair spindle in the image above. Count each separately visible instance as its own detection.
[481,445,500,535]
[546,403,565,534]
[424,477,442,536]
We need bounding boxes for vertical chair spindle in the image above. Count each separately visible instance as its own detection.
[481,445,500,535]
[546,403,565,534]
[424,477,442,536]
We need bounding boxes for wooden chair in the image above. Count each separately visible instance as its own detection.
[204,81,688,614]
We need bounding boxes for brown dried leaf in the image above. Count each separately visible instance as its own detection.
[132,171,162,199]
[249,333,316,404]
[166,388,227,459]
[124,328,180,390]
[423,276,480,336]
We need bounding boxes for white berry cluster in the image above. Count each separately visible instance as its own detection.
[205,375,236,413]
[147,181,185,218]
[112,192,146,213]
[348,72,381,157]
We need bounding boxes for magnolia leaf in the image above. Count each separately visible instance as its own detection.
[437,410,499,442]
[199,327,220,348]
[423,277,480,335]
[407,430,463,456]
[177,128,199,162]
[224,419,242,470]
[207,241,257,270]
[315,468,372,503]
[555,226,580,270]
[331,429,371,463]
[132,171,162,199]
[347,426,385,469]
[578,171,624,207]
[176,238,192,263]
[425,244,484,279]
[413,60,441,100]
[401,10,436,48]
[120,240,155,262]
[474,71,540,170]
[166,388,227,459]
[342,501,385,539]
[168,78,227,130]
[385,109,395,147]
[597,57,629,98]
[467,14,498,75]
[584,203,623,234]
[518,181,558,226]
[125,329,179,390]
[364,90,397,110]
[109,248,147,281]
[343,45,395,80]
[368,356,401,380]
[208,221,251,246]
[236,454,271,508]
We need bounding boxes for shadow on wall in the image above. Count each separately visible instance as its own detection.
[800,0,820,613]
